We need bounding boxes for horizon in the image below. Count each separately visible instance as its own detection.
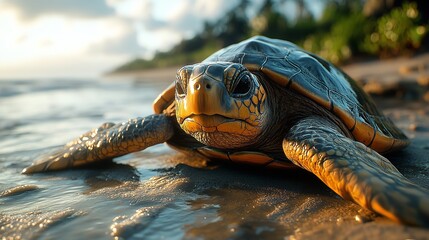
[0,0,323,79]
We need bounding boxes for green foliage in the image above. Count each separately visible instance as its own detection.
[299,1,370,64]
[362,2,427,57]
[113,0,429,73]
[251,0,290,39]
[214,0,251,46]
[303,13,371,64]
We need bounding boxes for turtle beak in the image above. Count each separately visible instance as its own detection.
[183,75,229,117]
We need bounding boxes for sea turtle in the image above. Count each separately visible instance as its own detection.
[23,36,429,227]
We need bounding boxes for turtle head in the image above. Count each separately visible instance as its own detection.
[175,62,268,149]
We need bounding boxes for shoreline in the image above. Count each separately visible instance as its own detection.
[105,66,179,83]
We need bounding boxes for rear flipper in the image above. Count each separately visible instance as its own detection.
[23,114,174,174]
[283,116,429,227]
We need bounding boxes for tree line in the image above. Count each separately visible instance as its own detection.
[114,0,428,72]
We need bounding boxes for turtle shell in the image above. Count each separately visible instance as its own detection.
[154,36,409,153]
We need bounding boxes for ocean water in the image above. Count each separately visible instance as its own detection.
[0,78,176,239]
[1,77,429,239]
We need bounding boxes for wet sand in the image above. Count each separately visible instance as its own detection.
[1,54,429,239]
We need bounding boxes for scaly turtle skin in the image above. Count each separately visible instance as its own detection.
[23,36,429,227]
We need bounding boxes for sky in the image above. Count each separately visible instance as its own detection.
[0,0,323,79]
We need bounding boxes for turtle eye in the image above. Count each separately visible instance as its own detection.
[175,78,186,97]
[232,74,252,97]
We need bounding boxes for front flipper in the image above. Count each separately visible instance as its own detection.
[283,117,429,227]
[23,114,174,174]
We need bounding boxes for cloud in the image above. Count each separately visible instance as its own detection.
[107,0,240,58]
[0,5,137,78]
[106,0,152,20]
[149,0,240,33]
[1,0,115,19]
[0,0,243,78]
[90,27,143,56]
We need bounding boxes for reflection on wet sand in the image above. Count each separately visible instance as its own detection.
[1,78,429,239]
